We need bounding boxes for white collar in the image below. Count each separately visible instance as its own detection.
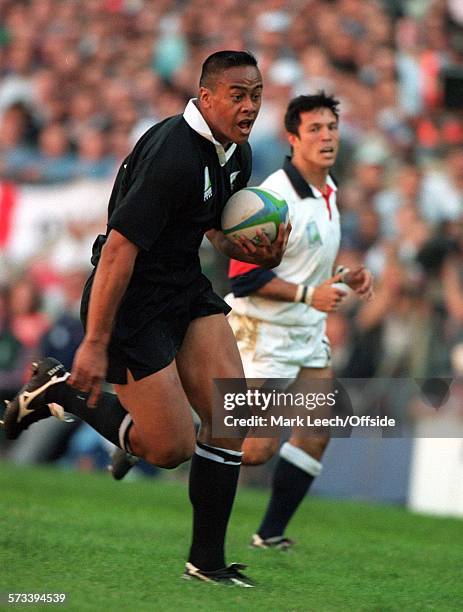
[183,98,237,167]
[327,175,337,192]
[310,175,338,198]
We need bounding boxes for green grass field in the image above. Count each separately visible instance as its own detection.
[1,463,461,611]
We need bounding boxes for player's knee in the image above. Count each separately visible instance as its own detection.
[312,434,330,454]
[150,449,191,469]
[291,434,330,460]
[145,439,194,469]
[243,439,278,466]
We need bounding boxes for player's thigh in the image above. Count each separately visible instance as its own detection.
[176,313,245,449]
[114,362,196,454]
[230,314,300,379]
[242,436,279,466]
[230,321,299,464]
[288,366,332,460]
[176,313,245,408]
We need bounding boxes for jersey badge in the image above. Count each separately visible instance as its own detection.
[306,220,323,247]
[230,171,240,189]
[204,166,212,201]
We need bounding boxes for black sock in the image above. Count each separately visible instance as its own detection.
[44,382,130,450]
[258,445,321,539]
[188,442,242,571]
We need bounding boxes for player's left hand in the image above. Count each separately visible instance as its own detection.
[68,338,108,408]
[234,222,292,269]
[344,266,374,300]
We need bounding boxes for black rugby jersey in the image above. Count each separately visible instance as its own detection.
[84,101,251,319]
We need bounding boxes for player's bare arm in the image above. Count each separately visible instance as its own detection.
[251,271,347,312]
[206,222,291,269]
[68,229,138,407]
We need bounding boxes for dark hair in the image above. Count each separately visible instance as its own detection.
[284,92,340,135]
[199,50,258,88]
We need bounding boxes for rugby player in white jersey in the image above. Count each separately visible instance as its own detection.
[227,92,373,549]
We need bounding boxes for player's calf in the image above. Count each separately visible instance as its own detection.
[2,358,144,458]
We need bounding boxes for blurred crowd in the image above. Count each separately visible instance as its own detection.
[1,0,463,466]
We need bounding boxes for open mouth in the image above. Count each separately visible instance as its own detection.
[320,147,334,154]
[237,119,253,134]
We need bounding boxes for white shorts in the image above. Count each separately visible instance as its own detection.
[228,313,331,379]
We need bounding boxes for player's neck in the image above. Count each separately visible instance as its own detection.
[196,99,233,149]
[292,158,330,193]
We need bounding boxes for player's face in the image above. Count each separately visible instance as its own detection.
[288,108,339,171]
[199,65,263,146]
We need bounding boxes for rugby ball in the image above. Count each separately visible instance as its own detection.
[222,187,289,245]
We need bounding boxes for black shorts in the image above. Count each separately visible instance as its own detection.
[81,281,231,385]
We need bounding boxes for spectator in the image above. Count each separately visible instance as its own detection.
[19,123,76,184]
[0,103,36,181]
[74,128,117,180]
[39,265,87,370]
[0,286,28,400]
[420,146,463,224]
[8,275,50,354]
[374,164,424,237]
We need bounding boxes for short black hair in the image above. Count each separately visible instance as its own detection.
[285,92,340,135]
[199,50,258,88]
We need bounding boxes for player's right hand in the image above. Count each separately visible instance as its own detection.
[234,222,291,269]
[68,338,108,408]
[312,273,347,312]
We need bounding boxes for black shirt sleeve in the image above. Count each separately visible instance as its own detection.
[229,268,276,297]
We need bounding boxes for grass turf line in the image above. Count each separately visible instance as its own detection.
[0,464,462,612]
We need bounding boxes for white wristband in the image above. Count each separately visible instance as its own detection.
[304,286,315,306]
[294,285,314,306]
[294,284,304,302]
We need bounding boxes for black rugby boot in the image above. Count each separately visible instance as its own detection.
[1,358,70,440]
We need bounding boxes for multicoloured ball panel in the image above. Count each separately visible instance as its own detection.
[222,187,289,245]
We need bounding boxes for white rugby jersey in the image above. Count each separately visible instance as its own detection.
[226,157,341,327]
